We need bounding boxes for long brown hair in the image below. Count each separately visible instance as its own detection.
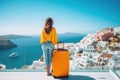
[44,17,53,34]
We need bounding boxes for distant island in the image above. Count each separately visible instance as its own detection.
[0,34,31,50]
[0,37,17,50]
[0,34,32,39]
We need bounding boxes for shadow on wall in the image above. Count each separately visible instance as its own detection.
[53,75,95,80]
[69,75,95,80]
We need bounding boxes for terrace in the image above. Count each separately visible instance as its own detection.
[0,69,120,80]
[0,44,120,80]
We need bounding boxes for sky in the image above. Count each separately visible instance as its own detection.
[0,0,120,35]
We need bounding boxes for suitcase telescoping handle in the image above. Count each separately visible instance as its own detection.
[57,42,64,49]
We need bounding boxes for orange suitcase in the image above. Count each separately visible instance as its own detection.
[52,42,69,78]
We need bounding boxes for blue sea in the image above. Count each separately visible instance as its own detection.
[0,35,85,69]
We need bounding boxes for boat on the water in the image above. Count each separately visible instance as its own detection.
[9,52,19,58]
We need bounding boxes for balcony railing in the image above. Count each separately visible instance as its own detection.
[0,44,120,79]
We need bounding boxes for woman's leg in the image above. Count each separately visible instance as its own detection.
[42,48,50,75]
[48,49,53,68]
[45,49,53,76]
[48,44,54,73]
[42,42,54,75]
[46,66,51,75]
[42,49,49,66]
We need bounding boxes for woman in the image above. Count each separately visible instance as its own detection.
[40,17,58,76]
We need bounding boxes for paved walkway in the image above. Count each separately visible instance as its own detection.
[0,71,119,80]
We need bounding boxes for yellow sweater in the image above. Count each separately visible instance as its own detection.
[40,27,58,44]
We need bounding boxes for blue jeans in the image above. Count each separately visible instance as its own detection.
[42,41,54,67]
